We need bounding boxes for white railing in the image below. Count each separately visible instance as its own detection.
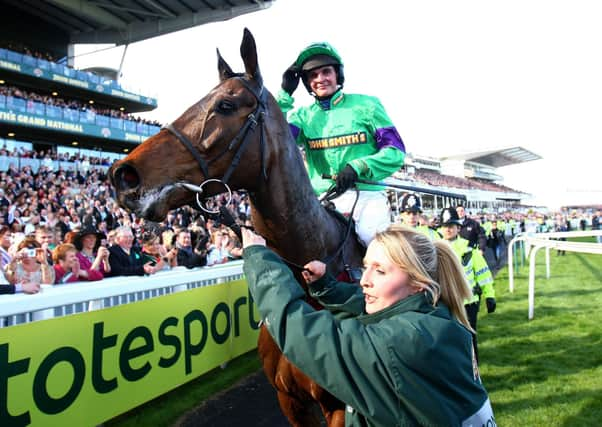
[0,261,244,327]
[507,230,602,320]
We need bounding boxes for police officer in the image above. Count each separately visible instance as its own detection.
[456,205,487,253]
[278,42,406,245]
[399,193,441,240]
[440,207,496,361]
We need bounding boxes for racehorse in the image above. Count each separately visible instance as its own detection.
[110,29,364,426]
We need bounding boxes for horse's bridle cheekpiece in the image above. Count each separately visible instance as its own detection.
[163,76,268,215]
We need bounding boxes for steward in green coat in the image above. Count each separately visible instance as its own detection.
[242,226,494,426]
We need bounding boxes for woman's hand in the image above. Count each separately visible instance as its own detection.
[72,257,80,273]
[242,228,266,248]
[143,262,155,275]
[302,261,326,284]
[97,246,109,260]
[35,248,47,265]
[20,281,40,294]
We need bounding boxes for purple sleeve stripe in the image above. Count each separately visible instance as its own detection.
[375,126,405,152]
[289,124,300,140]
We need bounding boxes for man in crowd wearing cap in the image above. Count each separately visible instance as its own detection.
[399,193,441,240]
[277,42,405,245]
[440,207,496,362]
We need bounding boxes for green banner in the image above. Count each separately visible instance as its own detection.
[0,279,260,426]
[0,107,149,143]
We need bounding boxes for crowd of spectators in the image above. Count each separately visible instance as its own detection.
[1,146,114,167]
[0,145,597,296]
[0,146,251,295]
[0,85,162,128]
[1,42,56,63]
[408,169,524,193]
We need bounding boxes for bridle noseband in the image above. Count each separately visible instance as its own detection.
[162,76,269,213]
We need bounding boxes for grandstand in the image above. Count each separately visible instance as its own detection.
[0,0,274,160]
[389,147,542,214]
[0,0,535,217]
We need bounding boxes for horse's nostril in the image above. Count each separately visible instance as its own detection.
[115,164,140,190]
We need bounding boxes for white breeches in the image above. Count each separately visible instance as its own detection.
[328,190,391,246]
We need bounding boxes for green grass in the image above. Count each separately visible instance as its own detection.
[480,237,602,426]
[107,237,602,426]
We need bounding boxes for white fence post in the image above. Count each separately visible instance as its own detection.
[519,230,602,320]
[528,245,541,320]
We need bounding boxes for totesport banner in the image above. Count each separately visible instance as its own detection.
[0,280,261,426]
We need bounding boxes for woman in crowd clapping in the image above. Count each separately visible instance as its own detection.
[52,243,103,283]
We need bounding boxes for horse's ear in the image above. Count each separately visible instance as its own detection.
[217,48,235,82]
[240,28,263,87]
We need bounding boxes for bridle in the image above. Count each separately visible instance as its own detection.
[162,76,358,278]
[162,76,269,213]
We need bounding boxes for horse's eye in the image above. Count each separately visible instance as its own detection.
[216,100,236,114]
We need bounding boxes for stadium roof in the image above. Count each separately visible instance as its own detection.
[3,0,275,45]
[441,146,542,168]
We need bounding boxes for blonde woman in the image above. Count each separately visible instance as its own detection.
[242,225,493,426]
[4,237,54,286]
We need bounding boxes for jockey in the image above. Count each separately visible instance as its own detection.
[277,42,406,245]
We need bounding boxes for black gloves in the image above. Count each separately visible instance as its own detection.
[281,63,300,95]
[335,164,358,194]
[486,297,496,313]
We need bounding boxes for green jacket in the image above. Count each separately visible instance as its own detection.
[277,89,406,194]
[243,245,494,426]
[448,237,495,304]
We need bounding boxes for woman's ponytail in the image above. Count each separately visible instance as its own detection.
[434,240,473,332]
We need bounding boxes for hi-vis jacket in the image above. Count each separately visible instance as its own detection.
[416,225,441,241]
[448,237,495,305]
[277,89,406,194]
[243,245,495,427]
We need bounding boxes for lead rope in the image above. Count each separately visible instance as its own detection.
[279,186,360,273]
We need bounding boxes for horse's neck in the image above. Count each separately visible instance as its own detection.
[250,143,339,264]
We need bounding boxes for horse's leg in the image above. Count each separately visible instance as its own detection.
[315,393,345,427]
[306,374,345,427]
[258,328,327,427]
[275,390,322,427]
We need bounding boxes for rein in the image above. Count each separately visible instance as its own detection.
[280,186,360,274]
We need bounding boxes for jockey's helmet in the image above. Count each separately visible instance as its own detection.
[295,42,345,93]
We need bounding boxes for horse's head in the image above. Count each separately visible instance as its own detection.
[110,28,282,221]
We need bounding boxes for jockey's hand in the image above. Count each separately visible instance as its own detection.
[242,228,266,249]
[281,63,300,95]
[335,164,358,194]
[302,261,326,284]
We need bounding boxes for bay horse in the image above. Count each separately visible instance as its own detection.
[110,29,364,426]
